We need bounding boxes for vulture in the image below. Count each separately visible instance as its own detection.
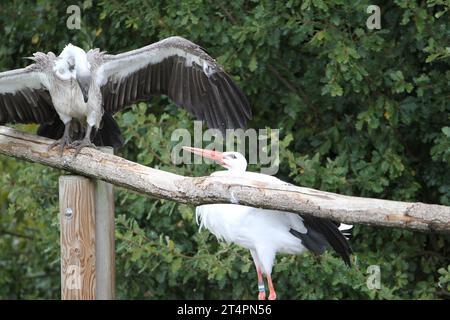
[0,37,251,154]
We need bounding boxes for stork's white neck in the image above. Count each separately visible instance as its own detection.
[221,152,248,173]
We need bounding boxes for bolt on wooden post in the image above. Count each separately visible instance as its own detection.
[58,148,115,300]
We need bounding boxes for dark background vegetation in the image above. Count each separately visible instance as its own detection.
[0,0,449,299]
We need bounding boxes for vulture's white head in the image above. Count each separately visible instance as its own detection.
[182,147,248,173]
[54,43,92,102]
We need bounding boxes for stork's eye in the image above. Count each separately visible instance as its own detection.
[68,64,75,72]
[230,154,237,159]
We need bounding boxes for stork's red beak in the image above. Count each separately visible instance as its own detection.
[182,147,226,166]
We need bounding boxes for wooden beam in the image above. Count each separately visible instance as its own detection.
[59,176,96,300]
[1,125,450,233]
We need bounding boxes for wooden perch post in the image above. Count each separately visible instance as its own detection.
[58,148,115,300]
[59,176,96,300]
[0,125,450,233]
[94,148,115,300]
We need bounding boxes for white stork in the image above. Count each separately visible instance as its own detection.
[0,37,251,155]
[183,147,352,300]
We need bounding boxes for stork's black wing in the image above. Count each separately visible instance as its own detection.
[291,216,352,266]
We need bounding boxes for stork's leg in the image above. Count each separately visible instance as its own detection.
[250,249,266,300]
[71,124,97,157]
[47,121,72,156]
[266,273,277,300]
[257,268,266,300]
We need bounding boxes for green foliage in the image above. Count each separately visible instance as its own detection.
[0,0,449,299]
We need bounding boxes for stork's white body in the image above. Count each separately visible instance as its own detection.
[197,204,308,269]
[196,170,308,274]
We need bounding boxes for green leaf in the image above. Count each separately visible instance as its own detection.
[442,127,450,137]
[249,55,258,72]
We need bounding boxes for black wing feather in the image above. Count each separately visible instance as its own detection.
[0,89,55,125]
[100,37,251,131]
[291,216,352,266]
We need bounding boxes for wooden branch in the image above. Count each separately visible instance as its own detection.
[1,125,449,233]
[0,229,35,240]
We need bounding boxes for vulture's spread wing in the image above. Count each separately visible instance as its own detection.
[0,66,55,124]
[99,36,251,132]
